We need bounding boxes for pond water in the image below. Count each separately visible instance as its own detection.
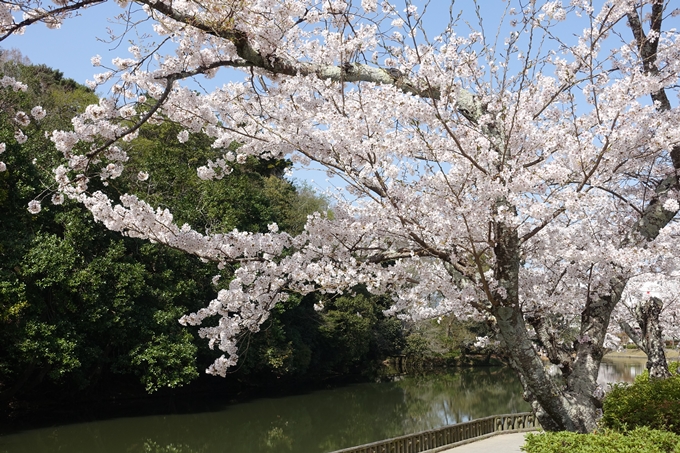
[0,358,646,453]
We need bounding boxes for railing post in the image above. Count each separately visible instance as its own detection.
[327,412,540,453]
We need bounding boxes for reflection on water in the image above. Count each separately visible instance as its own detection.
[598,358,645,386]
[395,367,529,432]
[0,362,641,453]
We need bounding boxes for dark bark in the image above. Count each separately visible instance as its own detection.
[620,297,671,379]
[526,314,574,378]
[621,2,677,380]
[491,221,604,433]
[493,304,600,432]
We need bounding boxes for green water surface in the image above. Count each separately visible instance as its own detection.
[0,359,642,453]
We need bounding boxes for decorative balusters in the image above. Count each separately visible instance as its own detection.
[329,412,540,453]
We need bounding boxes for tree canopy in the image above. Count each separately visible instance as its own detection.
[1,0,679,432]
[1,58,399,402]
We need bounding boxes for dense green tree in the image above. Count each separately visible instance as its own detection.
[0,57,405,404]
[232,288,404,382]
[0,58,214,398]
[121,121,298,234]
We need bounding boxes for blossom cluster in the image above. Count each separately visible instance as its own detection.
[6,0,679,375]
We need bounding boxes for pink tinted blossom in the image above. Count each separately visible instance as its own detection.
[27,200,41,214]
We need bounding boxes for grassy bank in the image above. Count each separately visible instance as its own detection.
[604,349,680,361]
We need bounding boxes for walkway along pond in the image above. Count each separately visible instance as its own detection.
[328,412,539,453]
[0,358,645,453]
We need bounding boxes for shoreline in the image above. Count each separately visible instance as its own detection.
[604,349,680,361]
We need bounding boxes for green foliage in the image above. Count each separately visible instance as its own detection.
[271,180,333,235]
[313,290,405,376]
[235,297,316,378]
[0,198,213,395]
[234,288,405,381]
[0,60,245,398]
[397,315,497,366]
[143,440,204,453]
[117,117,332,237]
[0,57,394,402]
[319,294,375,364]
[403,333,431,359]
[522,427,680,453]
[130,332,199,392]
[601,362,680,434]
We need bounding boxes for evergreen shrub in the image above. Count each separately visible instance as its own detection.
[522,427,680,453]
[601,362,680,434]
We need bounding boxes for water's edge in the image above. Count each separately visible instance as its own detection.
[0,358,645,453]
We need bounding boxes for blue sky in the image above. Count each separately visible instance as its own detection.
[3,1,484,87]
[4,2,124,86]
[2,1,338,189]
[1,1,605,193]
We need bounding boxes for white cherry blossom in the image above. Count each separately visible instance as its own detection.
[27,199,41,214]
[2,0,679,433]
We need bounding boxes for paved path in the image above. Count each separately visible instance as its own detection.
[436,432,530,453]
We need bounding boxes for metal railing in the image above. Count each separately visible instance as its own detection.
[328,412,540,453]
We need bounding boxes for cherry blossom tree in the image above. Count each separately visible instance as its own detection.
[2,0,680,433]
[615,273,680,379]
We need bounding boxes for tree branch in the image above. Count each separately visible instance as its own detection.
[0,0,106,42]
[136,0,455,101]
[619,320,644,351]
[624,1,680,242]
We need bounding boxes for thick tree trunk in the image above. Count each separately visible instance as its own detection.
[492,304,601,432]
[491,220,605,433]
[621,297,671,379]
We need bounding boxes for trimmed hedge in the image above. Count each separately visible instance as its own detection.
[602,362,680,433]
[522,427,680,453]
[523,362,680,452]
